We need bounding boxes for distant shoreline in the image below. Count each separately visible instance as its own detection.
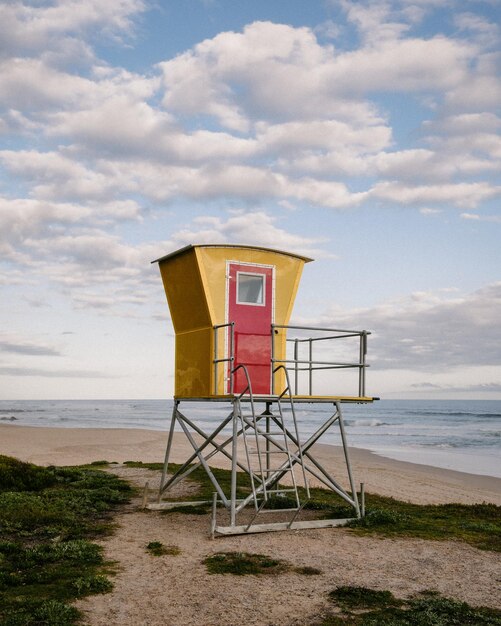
[2,424,500,506]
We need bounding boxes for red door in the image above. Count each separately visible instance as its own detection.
[227,262,274,394]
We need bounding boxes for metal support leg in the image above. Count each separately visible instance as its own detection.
[230,399,239,527]
[158,401,178,501]
[336,401,360,517]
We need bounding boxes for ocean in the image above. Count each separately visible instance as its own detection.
[1,399,500,479]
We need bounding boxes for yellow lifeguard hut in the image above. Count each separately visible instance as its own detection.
[150,244,375,536]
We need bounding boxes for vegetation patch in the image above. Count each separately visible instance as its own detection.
[146,541,181,556]
[0,455,132,626]
[124,461,164,470]
[345,498,501,551]
[131,460,501,551]
[317,587,501,625]
[204,551,320,577]
[161,504,210,515]
[329,586,402,611]
[204,551,289,576]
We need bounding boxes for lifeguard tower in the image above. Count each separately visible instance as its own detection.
[149,244,375,536]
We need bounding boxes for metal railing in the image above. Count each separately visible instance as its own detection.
[213,322,370,397]
[271,324,369,397]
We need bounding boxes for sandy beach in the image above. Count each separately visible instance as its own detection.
[2,424,500,625]
[1,424,500,505]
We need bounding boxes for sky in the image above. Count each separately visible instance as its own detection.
[0,0,500,400]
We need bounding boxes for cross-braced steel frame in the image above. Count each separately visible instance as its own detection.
[147,396,365,537]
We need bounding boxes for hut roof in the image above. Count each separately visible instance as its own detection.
[151,243,313,265]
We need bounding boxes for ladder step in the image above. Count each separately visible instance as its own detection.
[266,488,297,494]
[259,508,300,514]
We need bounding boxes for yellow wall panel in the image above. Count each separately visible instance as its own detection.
[175,328,213,397]
[158,249,212,333]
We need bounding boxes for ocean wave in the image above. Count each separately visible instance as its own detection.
[345,419,392,427]
[403,410,501,419]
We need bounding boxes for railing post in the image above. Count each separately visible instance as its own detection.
[294,339,299,395]
[359,331,367,397]
[308,338,313,396]
[213,326,218,395]
[271,324,275,395]
[229,322,235,394]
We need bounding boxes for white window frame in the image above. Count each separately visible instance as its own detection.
[236,271,266,306]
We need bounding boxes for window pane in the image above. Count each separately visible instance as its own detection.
[238,274,264,304]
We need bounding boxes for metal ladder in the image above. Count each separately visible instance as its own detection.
[233,365,310,528]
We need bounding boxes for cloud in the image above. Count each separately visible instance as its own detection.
[0,0,147,60]
[411,381,501,393]
[445,70,501,113]
[304,282,501,371]
[171,210,329,259]
[0,197,143,266]
[454,11,499,49]
[0,337,61,357]
[419,207,442,215]
[460,212,501,223]
[158,20,475,130]
[371,181,501,208]
[257,119,391,156]
[1,11,497,217]
[0,366,111,378]
[340,0,411,43]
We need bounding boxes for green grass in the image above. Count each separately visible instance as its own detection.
[204,551,289,576]
[345,497,501,551]
[130,460,501,552]
[317,587,501,625]
[146,541,181,556]
[0,455,132,625]
[329,587,402,611]
[204,551,322,577]
[124,461,164,470]
[161,505,210,515]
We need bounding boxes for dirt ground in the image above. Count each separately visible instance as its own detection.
[75,465,501,626]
